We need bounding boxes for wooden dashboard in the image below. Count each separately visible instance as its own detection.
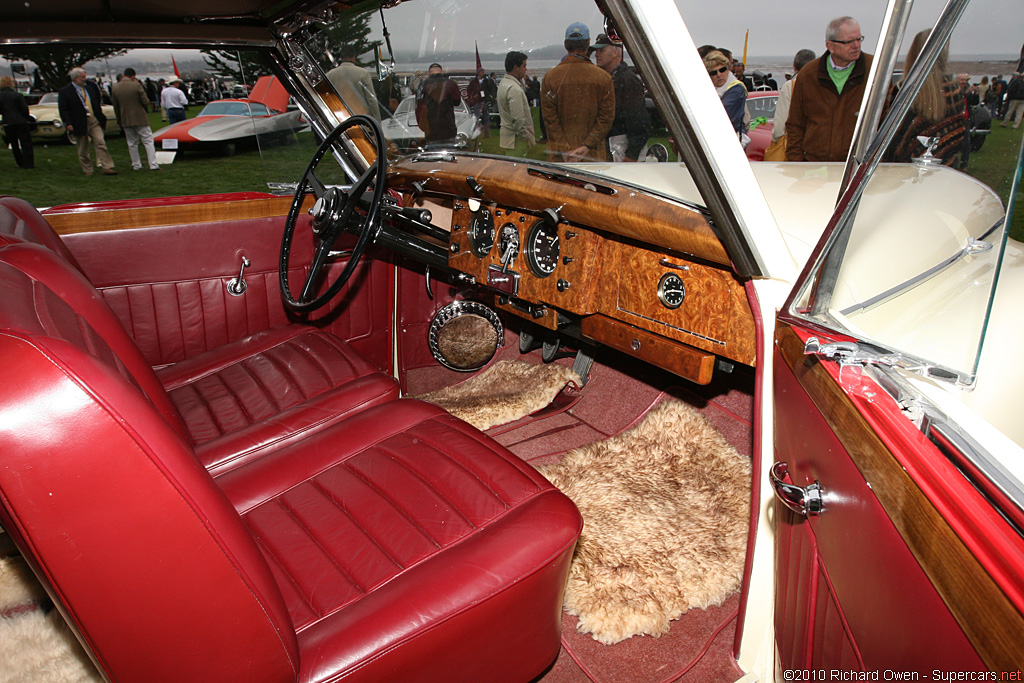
[390,156,757,384]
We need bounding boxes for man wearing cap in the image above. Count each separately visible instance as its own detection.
[160,78,189,124]
[541,22,614,162]
[592,33,650,162]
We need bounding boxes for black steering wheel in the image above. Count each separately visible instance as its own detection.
[279,115,387,312]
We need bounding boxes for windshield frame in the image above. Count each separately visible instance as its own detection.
[780,0,1018,387]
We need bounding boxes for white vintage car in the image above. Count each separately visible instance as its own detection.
[29,91,118,140]
[381,94,480,152]
[0,0,1021,681]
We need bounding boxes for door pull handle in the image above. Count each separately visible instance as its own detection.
[227,256,251,296]
[770,461,824,516]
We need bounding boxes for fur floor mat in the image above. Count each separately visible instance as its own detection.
[413,359,581,430]
[538,399,751,645]
[0,555,102,683]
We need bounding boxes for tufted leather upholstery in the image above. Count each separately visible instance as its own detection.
[159,324,397,474]
[0,195,85,272]
[0,237,582,681]
[0,236,398,474]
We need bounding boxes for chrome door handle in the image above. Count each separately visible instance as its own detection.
[770,462,824,516]
[227,256,250,296]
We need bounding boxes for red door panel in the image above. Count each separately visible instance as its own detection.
[60,209,393,372]
[773,326,987,672]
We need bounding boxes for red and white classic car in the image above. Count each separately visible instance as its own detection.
[1,0,1022,681]
[154,75,306,155]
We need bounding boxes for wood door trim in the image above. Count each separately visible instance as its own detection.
[776,323,1024,672]
[44,196,301,234]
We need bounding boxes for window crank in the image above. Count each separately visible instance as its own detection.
[227,256,251,296]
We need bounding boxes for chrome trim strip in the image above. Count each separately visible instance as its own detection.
[838,219,1005,316]
[613,308,727,346]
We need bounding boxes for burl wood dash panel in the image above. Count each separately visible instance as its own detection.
[595,239,756,366]
[448,204,602,315]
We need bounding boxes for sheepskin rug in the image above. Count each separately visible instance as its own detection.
[538,399,751,645]
[413,359,581,430]
[0,555,102,683]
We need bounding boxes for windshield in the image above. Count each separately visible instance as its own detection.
[300,0,682,164]
[787,0,1024,385]
[293,0,1023,385]
[200,101,259,116]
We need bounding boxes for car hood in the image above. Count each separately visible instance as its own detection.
[154,115,262,142]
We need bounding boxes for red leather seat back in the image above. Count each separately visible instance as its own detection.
[0,253,300,682]
[0,195,85,273]
[0,243,189,439]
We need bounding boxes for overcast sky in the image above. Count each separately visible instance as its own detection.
[2,0,1020,78]
[381,0,1021,62]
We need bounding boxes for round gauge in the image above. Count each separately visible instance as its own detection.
[469,209,495,257]
[657,272,686,309]
[497,223,520,266]
[525,219,560,278]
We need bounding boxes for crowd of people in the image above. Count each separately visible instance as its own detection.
[4,26,1023,173]
[0,66,255,174]
[396,15,1021,171]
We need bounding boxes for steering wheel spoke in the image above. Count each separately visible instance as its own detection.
[305,169,329,201]
[279,116,387,312]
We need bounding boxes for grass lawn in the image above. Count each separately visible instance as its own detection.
[961,122,1024,242]
[5,108,271,210]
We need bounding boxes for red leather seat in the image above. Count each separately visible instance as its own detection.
[0,195,85,272]
[158,324,398,473]
[0,234,398,474]
[0,241,582,681]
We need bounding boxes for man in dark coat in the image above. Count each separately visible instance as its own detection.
[592,33,650,161]
[786,16,873,162]
[58,66,116,175]
[466,68,489,137]
[0,75,34,169]
[415,63,462,145]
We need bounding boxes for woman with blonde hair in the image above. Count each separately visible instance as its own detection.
[703,50,747,139]
[886,29,965,165]
[0,75,35,169]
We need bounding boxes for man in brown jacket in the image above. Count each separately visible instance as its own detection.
[786,16,873,162]
[541,22,615,162]
[111,67,160,170]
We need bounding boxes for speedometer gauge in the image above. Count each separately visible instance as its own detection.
[469,209,495,258]
[525,219,560,278]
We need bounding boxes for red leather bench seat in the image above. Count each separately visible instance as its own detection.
[0,241,582,681]
[0,232,398,474]
[219,399,581,682]
[158,324,397,474]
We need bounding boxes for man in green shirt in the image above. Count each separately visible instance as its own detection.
[785,16,873,162]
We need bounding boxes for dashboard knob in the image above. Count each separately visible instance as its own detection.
[557,279,571,292]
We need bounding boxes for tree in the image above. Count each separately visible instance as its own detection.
[313,12,382,68]
[0,46,127,91]
[199,50,274,84]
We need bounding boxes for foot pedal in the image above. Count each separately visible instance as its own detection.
[570,345,596,387]
[519,329,540,354]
